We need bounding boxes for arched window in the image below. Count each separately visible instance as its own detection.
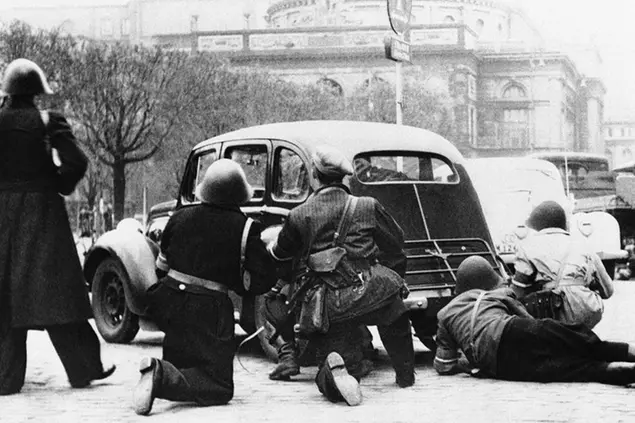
[443,15,455,23]
[317,78,343,96]
[502,84,527,100]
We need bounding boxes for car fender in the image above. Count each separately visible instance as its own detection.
[570,211,628,261]
[83,229,158,316]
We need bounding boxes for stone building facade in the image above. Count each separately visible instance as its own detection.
[1,0,606,158]
[604,121,635,169]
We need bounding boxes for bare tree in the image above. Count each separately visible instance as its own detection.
[64,43,223,221]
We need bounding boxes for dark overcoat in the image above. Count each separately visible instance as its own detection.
[0,98,91,329]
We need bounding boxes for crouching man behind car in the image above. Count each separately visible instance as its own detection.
[267,145,415,407]
[132,159,277,416]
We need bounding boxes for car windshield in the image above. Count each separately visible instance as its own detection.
[353,152,458,183]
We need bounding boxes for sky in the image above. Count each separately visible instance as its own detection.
[0,0,632,118]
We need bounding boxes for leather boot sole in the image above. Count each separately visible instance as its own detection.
[133,357,157,416]
[326,352,362,406]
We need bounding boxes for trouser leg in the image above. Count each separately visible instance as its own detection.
[47,321,103,387]
[156,359,234,406]
[0,327,27,395]
[377,312,415,387]
[313,321,365,380]
[497,318,635,385]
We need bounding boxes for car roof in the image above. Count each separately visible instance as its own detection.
[468,157,560,172]
[193,120,465,164]
[527,151,609,162]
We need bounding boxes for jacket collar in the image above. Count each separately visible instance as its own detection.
[313,183,351,197]
[537,227,570,236]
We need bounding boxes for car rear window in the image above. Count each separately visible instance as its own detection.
[353,153,458,184]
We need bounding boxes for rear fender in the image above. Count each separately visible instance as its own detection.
[570,211,628,261]
[83,229,158,315]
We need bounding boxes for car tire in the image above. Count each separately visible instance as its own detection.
[253,295,284,362]
[91,257,140,343]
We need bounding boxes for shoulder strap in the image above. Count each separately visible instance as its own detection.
[333,195,358,247]
[469,291,487,356]
[240,217,254,291]
[40,110,51,154]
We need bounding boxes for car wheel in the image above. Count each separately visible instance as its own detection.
[253,295,284,362]
[91,257,140,343]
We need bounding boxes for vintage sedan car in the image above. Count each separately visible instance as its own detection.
[83,120,503,358]
[467,157,627,276]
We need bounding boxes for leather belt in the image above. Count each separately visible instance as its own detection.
[544,279,585,289]
[167,269,228,293]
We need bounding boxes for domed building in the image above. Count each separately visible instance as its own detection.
[1,0,605,157]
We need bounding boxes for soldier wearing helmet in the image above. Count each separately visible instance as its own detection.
[2,58,54,95]
[0,58,114,395]
[132,159,277,416]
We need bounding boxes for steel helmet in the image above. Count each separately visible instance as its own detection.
[195,159,254,206]
[2,58,54,95]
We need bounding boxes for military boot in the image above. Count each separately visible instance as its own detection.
[268,341,300,380]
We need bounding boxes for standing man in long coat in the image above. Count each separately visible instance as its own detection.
[0,58,115,395]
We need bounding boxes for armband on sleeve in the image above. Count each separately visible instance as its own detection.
[156,252,170,272]
[433,347,460,375]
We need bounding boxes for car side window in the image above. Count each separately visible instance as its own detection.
[273,147,309,202]
[225,145,268,201]
[192,150,218,198]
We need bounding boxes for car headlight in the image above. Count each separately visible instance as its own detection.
[578,218,593,237]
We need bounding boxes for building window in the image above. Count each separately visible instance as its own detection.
[121,18,130,36]
[501,108,529,148]
[100,18,113,37]
[444,15,455,23]
[502,84,527,99]
[608,128,613,137]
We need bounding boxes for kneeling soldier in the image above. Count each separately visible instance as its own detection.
[132,159,277,415]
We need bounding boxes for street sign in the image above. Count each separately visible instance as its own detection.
[387,0,412,36]
[384,35,411,62]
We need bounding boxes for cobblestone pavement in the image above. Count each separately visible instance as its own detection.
[2,282,635,423]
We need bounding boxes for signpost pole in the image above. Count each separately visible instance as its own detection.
[396,61,403,125]
[386,0,411,126]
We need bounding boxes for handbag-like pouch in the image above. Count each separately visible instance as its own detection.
[307,247,347,272]
[521,289,563,319]
[298,282,329,334]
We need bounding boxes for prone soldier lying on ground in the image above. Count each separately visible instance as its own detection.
[435,255,635,385]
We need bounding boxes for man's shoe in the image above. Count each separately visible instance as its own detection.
[268,359,300,380]
[94,365,117,381]
[396,371,415,388]
[133,357,159,416]
[70,364,117,388]
[326,352,362,406]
